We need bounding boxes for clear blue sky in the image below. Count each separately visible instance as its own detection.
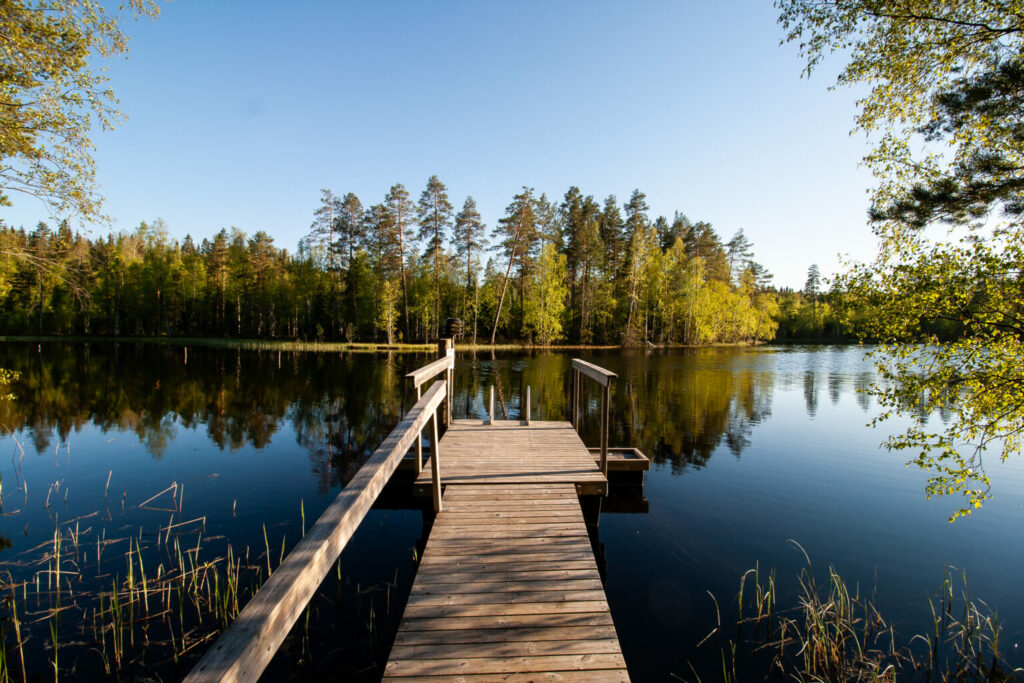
[6,0,878,290]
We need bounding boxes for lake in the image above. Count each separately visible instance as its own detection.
[0,342,1021,680]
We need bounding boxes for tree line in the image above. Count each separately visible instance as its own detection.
[0,178,835,344]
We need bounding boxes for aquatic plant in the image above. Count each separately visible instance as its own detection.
[685,544,1023,682]
[0,488,403,681]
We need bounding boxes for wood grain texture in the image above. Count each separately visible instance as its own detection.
[571,358,617,387]
[406,354,454,389]
[413,420,607,495]
[383,484,629,681]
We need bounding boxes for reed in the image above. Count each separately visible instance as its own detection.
[0,465,412,682]
[687,545,1023,682]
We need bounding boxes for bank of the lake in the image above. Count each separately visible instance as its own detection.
[0,334,823,353]
[0,342,1020,680]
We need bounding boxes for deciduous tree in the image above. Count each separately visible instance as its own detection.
[780,0,1024,517]
[0,0,158,221]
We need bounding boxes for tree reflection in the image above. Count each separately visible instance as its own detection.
[0,343,876,480]
[804,369,818,417]
[0,343,432,487]
[454,350,775,472]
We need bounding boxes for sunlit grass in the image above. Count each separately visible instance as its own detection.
[684,543,1023,682]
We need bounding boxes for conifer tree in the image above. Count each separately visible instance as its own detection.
[385,184,415,342]
[337,193,365,268]
[416,175,453,340]
[804,264,821,298]
[726,229,754,284]
[491,187,535,345]
[453,197,485,341]
[623,189,650,341]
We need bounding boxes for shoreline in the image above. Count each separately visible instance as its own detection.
[0,335,856,352]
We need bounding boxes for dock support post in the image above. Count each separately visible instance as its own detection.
[525,386,531,425]
[429,411,442,512]
[488,386,494,424]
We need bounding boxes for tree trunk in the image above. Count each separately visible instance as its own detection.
[397,226,410,343]
[491,218,524,346]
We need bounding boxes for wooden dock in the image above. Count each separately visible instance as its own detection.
[391,417,630,680]
[186,352,635,683]
[412,419,610,495]
[384,483,629,681]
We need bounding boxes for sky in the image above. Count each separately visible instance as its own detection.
[5,0,880,290]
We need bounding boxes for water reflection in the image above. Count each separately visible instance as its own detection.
[0,344,422,476]
[0,342,922,682]
[0,344,879,481]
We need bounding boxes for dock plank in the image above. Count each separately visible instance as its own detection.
[384,482,629,681]
[412,420,608,495]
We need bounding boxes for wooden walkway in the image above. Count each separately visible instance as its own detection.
[383,484,629,682]
[413,420,609,496]
[185,354,635,682]
[387,419,629,681]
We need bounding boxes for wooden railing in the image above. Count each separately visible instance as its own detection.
[570,359,617,478]
[405,341,454,474]
[185,377,447,683]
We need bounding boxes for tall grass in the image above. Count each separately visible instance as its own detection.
[0,489,400,680]
[685,544,1023,682]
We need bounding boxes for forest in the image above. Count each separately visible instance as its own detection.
[0,179,835,345]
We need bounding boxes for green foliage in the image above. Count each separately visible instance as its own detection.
[0,368,18,401]
[0,0,158,220]
[523,243,568,344]
[839,235,1024,519]
[376,278,400,345]
[0,180,798,347]
[780,0,1024,518]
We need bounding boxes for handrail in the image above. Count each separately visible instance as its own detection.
[185,379,447,683]
[406,346,455,474]
[570,359,616,479]
[571,358,617,387]
[406,354,453,389]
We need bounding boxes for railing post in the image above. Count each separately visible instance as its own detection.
[600,383,610,478]
[429,410,442,513]
[525,385,531,426]
[447,346,454,424]
[488,385,494,424]
[572,369,580,431]
[437,338,453,427]
[414,384,422,475]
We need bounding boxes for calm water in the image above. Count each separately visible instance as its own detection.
[0,342,1022,680]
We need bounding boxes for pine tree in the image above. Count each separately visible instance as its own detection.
[337,192,364,324]
[309,189,342,334]
[491,187,535,345]
[805,264,821,298]
[453,197,485,341]
[622,189,650,342]
[205,229,230,332]
[576,196,602,343]
[416,175,453,340]
[385,184,415,342]
[726,229,754,284]
[337,192,364,268]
